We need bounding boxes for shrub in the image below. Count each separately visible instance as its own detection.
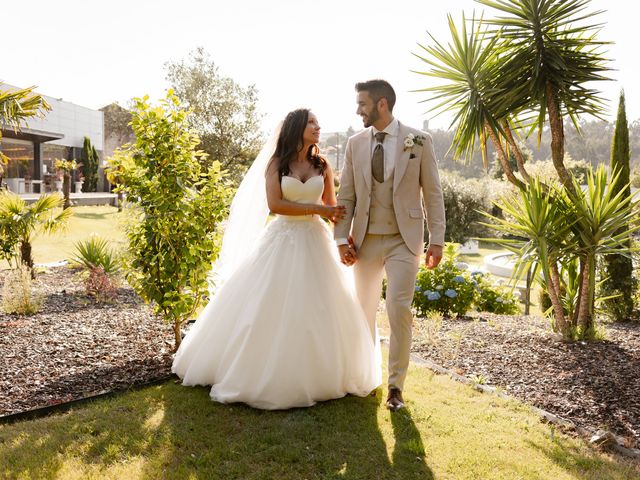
[631,167,640,189]
[473,273,520,314]
[413,245,476,317]
[439,172,494,244]
[107,91,232,350]
[71,236,120,275]
[525,155,591,185]
[0,191,71,271]
[1,266,43,315]
[85,266,118,302]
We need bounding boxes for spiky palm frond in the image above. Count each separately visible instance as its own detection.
[476,0,612,134]
[413,13,516,165]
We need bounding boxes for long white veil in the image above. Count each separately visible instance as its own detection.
[209,122,282,291]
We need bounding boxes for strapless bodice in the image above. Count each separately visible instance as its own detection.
[276,175,324,222]
[281,175,324,204]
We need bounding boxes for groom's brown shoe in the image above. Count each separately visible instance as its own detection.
[385,387,405,411]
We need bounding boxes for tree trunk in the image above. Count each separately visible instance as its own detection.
[502,120,532,184]
[19,240,34,278]
[576,255,595,337]
[117,191,124,212]
[485,121,526,190]
[173,320,182,351]
[63,173,71,209]
[549,258,569,337]
[545,82,577,196]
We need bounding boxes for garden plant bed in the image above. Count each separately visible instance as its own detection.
[2,266,639,456]
[0,266,174,418]
[412,312,640,447]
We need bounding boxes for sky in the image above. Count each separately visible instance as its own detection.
[3,0,638,135]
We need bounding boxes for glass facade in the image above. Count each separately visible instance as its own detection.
[0,138,33,178]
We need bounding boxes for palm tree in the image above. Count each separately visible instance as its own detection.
[413,0,614,338]
[0,84,51,183]
[478,0,611,194]
[0,191,72,271]
[413,13,530,189]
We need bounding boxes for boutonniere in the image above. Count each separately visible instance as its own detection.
[403,133,425,151]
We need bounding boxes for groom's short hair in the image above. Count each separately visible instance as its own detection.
[355,80,396,112]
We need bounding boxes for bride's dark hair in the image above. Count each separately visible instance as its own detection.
[270,108,327,178]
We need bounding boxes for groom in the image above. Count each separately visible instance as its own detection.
[335,79,445,411]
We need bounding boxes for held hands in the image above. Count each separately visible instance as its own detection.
[425,244,443,269]
[338,244,357,266]
[318,205,346,223]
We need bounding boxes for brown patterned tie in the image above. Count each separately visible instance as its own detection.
[372,131,387,183]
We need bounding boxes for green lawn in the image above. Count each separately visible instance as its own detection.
[0,351,637,480]
[457,241,505,268]
[1,206,125,268]
[1,208,637,477]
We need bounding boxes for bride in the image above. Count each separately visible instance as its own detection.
[171,108,381,410]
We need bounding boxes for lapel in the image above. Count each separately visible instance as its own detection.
[393,121,412,191]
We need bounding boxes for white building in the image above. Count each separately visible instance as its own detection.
[0,84,104,193]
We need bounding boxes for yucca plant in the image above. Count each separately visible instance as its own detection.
[71,236,120,275]
[562,165,639,335]
[0,191,72,272]
[413,13,529,189]
[477,0,611,193]
[481,178,575,335]
[483,167,638,338]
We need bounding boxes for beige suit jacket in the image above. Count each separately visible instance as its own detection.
[335,122,446,256]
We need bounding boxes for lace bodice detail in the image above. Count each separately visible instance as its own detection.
[281,175,324,204]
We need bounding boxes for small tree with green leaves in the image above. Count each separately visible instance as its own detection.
[108,91,232,349]
[0,191,72,272]
[81,136,99,192]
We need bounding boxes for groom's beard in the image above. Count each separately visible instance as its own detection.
[362,106,380,128]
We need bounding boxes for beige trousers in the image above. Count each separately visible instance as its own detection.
[353,233,420,391]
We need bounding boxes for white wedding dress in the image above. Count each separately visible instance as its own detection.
[172,175,381,410]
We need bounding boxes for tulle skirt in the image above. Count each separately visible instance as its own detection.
[171,215,382,410]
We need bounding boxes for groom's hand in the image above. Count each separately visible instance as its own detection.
[339,244,357,266]
[425,244,443,269]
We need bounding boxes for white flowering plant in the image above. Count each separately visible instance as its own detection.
[403,133,425,151]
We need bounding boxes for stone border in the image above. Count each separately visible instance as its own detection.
[408,349,640,460]
[0,375,173,425]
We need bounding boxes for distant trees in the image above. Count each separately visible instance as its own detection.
[165,48,263,186]
[431,119,640,179]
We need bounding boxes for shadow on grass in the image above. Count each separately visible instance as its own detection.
[0,382,434,479]
[139,385,434,479]
[1,381,637,479]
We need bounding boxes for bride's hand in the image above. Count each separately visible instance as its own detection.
[318,205,346,223]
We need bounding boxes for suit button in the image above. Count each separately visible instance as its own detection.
[365,212,369,217]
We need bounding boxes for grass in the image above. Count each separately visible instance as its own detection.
[456,241,504,268]
[0,206,125,270]
[0,209,636,477]
[0,351,638,480]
